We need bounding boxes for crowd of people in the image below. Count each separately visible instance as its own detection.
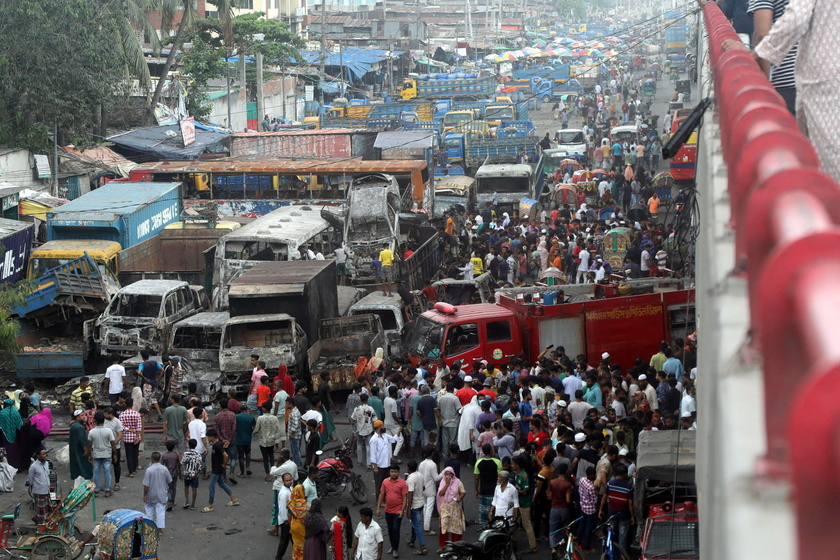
[339,336,698,556]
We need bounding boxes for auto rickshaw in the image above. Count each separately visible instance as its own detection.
[602,227,634,270]
[519,197,542,223]
[599,205,620,221]
[96,510,159,560]
[643,79,656,98]
[571,169,592,184]
[554,183,578,208]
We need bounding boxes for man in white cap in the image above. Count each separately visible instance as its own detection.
[638,374,658,412]
[456,376,477,406]
[601,352,610,364]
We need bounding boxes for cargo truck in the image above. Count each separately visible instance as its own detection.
[570,64,607,91]
[0,219,33,285]
[219,313,309,387]
[405,287,695,375]
[665,25,688,54]
[46,182,181,248]
[117,227,226,293]
[531,78,583,103]
[465,137,541,173]
[400,75,497,100]
[226,260,339,343]
[11,253,119,328]
[473,156,545,214]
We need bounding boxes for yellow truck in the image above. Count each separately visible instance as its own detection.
[27,240,122,280]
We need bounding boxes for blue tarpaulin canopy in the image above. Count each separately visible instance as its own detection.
[298,48,404,81]
[107,125,229,161]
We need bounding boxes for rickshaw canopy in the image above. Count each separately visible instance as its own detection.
[97,510,158,560]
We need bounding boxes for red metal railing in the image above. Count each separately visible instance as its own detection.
[702,3,840,558]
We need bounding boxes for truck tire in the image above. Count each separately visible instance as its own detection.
[543,95,551,103]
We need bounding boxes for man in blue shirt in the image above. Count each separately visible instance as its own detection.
[600,463,635,551]
[661,347,686,377]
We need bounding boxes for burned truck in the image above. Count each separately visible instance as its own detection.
[219,314,308,390]
[95,279,206,357]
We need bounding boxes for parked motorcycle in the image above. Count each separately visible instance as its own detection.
[314,445,368,504]
[441,517,518,560]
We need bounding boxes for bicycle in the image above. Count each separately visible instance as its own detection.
[596,515,632,560]
[550,516,586,560]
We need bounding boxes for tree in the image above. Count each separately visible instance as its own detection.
[179,12,303,120]
[554,0,588,20]
[179,35,229,121]
[0,0,130,150]
[147,0,242,119]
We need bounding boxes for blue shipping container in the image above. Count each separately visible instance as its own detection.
[46,182,182,249]
[0,219,34,284]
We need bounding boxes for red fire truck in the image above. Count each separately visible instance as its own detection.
[405,286,695,372]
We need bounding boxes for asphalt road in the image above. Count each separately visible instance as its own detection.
[0,411,524,560]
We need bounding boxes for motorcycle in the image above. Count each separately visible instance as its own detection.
[313,445,368,504]
[441,517,518,560]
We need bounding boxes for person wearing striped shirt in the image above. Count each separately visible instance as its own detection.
[748,0,798,114]
[600,462,635,551]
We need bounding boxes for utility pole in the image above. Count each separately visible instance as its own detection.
[51,121,58,198]
[319,9,326,103]
[465,0,473,43]
[239,55,247,130]
[226,57,232,129]
[256,52,264,128]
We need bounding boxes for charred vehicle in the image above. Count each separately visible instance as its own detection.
[219,314,308,389]
[169,311,227,372]
[342,174,401,285]
[308,314,387,391]
[95,280,206,357]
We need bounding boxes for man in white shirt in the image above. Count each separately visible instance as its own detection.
[369,420,400,503]
[640,243,653,277]
[188,413,208,456]
[638,374,659,412]
[417,446,441,532]
[437,385,462,459]
[488,471,519,522]
[383,387,404,460]
[562,373,584,403]
[351,508,384,560]
[274,473,294,558]
[104,356,126,405]
[680,385,697,419]
[577,247,591,284]
[405,460,428,553]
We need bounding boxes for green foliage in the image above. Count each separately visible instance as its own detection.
[0,0,130,150]
[179,35,229,121]
[0,282,32,365]
[554,0,589,20]
[191,12,303,63]
[181,12,303,117]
